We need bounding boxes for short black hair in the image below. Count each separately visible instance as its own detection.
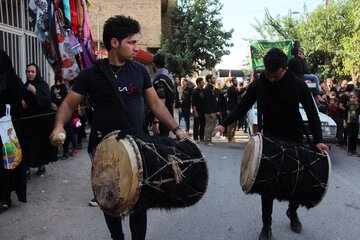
[196,77,204,85]
[263,48,288,72]
[153,53,166,68]
[291,47,299,56]
[103,15,141,51]
[205,74,213,82]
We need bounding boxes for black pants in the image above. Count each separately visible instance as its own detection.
[104,210,147,240]
[193,114,205,140]
[347,122,359,152]
[261,195,299,227]
[181,106,191,131]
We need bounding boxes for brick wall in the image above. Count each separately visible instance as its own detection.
[89,0,162,50]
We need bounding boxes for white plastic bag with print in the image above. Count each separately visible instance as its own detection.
[0,105,22,169]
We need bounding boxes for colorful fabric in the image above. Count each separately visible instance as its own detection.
[54,11,80,81]
[62,0,71,28]
[28,0,50,42]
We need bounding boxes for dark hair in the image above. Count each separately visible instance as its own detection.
[152,53,166,68]
[205,74,213,82]
[263,48,288,72]
[103,15,141,51]
[196,77,203,85]
[345,84,354,92]
[291,47,299,56]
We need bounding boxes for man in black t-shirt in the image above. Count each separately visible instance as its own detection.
[191,77,205,141]
[151,53,176,136]
[203,74,218,146]
[50,15,187,240]
[215,48,329,240]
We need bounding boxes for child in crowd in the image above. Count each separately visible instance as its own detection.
[344,92,360,156]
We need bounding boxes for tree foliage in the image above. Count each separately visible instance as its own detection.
[160,0,233,76]
[251,0,359,82]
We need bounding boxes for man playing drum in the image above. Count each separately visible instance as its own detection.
[50,15,187,240]
[214,48,329,240]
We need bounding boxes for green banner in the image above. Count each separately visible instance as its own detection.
[250,40,294,70]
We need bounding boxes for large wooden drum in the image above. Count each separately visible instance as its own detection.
[92,131,208,217]
[240,133,331,208]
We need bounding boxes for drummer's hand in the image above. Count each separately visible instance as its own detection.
[315,143,330,154]
[50,127,66,147]
[174,128,188,139]
[213,125,225,134]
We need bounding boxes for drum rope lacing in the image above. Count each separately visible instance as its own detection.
[136,139,205,193]
[259,136,328,199]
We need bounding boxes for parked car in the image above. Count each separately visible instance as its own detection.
[246,97,337,142]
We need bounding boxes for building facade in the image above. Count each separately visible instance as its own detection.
[0,0,175,82]
[88,0,175,54]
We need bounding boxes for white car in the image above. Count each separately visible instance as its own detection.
[246,99,337,142]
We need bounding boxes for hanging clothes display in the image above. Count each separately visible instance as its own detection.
[28,0,97,83]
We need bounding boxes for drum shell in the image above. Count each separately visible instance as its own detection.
[241,133,331,208]
[134,136,208,212]
[92,132,208,216]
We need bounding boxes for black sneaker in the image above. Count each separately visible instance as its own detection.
[286,209,302,233]
[36,166,46,176]
[0,201,10,213]
[89,198,98,207]
[259,226,272,240]
[26,168,31,179]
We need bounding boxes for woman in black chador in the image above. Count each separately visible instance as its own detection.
[20,63,57,177]
[0,50,26,213]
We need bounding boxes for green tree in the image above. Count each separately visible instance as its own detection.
[160,0,233,76]
[250,8,303,41]
[251,0,357,81]
[341,0,360,83]
[298,1,353,80]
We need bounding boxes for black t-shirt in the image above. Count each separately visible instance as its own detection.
[191,87,204,114]
[338,94,350,118]
[203,84,217,114]
[72,60,152,140]
[226,85,239,112]
[153,74,175,115]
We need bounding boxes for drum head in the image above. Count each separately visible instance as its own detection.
[92,132,143,217]
[240,133,263,193]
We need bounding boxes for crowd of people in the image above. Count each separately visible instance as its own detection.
[0,14,359,240]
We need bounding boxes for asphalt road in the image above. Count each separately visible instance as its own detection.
[0,132,359,240]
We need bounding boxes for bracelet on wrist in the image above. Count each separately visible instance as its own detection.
[172,126,181,134]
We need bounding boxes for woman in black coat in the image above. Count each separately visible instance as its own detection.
[0,50,26,213]
[20,63,57,177]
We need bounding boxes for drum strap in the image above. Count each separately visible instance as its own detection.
[95,59,135,135]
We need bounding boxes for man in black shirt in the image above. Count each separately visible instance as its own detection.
[50,15,187,240]
[203,74,218,146]
[192,77,205,141]
[226,77,239,142]
[214,48,329,240]
[151,53,176,136]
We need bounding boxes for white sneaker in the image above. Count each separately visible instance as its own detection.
[89,198,98,207]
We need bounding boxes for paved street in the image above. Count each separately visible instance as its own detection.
[0,131,359,240]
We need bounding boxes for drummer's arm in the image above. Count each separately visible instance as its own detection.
[50,90,84,146]
[144,87,187,139]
